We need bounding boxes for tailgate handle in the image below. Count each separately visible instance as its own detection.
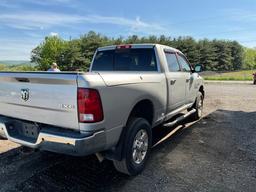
[15,78,30,83]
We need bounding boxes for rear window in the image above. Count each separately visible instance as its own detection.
[91,48,158,71]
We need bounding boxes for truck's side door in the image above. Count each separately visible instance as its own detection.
[164,51,186,111]
[176,53,197,104]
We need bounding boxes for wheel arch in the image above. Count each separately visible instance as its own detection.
[199,85,205,98]
[126,99,155,126]
[105,98,155,161]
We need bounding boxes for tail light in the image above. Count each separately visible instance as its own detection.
[77,88,103,123]
[116,44,132,49]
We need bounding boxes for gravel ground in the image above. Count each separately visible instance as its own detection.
[0,83,256,192]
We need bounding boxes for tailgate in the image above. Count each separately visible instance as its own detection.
[0,72,79,130]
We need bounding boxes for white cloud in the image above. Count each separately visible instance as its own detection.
[49,32,59,36]
[0,11,167,60]
[0,38,40,60]
[7,0,73,6]
[86,15,166,34]
[221,8,256,22]
[0,11,166,34]
[0,1,19,8]
[0,12,84,30]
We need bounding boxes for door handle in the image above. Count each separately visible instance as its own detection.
[170,79,176,85]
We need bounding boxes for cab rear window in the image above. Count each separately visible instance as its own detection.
[91,48,157,71]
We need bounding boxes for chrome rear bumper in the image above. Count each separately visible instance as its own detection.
[0,117,106,156]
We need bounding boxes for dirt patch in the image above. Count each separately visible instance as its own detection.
[0,139,19,153]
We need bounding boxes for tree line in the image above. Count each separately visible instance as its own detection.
[31,31,256,71]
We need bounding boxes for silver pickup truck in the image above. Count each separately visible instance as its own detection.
[0,44,204,175]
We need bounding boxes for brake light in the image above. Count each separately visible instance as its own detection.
[116,44,132,49]
[77,88,103,123]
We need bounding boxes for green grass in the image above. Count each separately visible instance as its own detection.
[203,70,254,81]
[0,64,36,71]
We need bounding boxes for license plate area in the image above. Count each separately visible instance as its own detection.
[6,120,40,143]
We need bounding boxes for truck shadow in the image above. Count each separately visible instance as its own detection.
[1,109,255,192]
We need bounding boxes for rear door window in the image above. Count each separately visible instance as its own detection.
[92,48,157,71]
[165,52,181,72]
[177,54,191,72]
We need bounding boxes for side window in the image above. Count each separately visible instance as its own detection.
[165,52,180,72]
[177,54,191,72]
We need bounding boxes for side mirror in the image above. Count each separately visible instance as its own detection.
[194,64,203,73]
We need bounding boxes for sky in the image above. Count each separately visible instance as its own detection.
[0,0,256,60]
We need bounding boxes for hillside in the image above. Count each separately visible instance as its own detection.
[0,60,31,66]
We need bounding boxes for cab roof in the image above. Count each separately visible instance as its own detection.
[97,43,182,54]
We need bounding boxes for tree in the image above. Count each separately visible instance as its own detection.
[212,40,232,71]
[244,48,256,69]
[57,39,87,71]
[198,39,217,70]
[30,31,246,72]
[80,31,111,69]
[229,41,243,70]
[31,36,67,70]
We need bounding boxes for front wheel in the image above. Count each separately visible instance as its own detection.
[113,118,152,176]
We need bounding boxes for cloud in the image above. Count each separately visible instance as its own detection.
[0,11,166,34]
[7,0,73,6]
[0,12,83,30]
[87,15,166,34]
[49,32,59,36]
[0,1,19,8]
[221,8,256,22]
[0,11,167,60]
[0,9,168,60]
[0,38,40,60]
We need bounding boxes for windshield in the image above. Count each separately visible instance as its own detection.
[91,48,157,72]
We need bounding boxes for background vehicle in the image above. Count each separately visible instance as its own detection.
[0,44,204,175]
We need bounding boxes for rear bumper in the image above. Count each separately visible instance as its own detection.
[0,117,106,156]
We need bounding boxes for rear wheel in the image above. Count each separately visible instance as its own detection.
[113,118,152,176]
[191,92,204,121]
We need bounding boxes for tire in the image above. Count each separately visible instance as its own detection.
[113,118,152,176]
[190,92,204,121]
